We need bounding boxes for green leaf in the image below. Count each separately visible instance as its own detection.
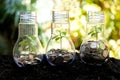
[26,35,37,46]
[55,36,61,41]
[91,32,96,37]
[52,35,58,39]
[61,31,66,36]
[31,0,37,3]
[97,27,102,32]
[26,35,35,41]
[19,39,28,46]
[88,31,94,35]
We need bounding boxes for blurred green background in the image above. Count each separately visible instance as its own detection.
[0,0,120,59]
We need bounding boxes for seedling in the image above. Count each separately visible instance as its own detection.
[80,11,109,65]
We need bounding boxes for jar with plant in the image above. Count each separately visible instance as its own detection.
[13,11,43,67]
[80,11,109,65]
[45,10,76,66]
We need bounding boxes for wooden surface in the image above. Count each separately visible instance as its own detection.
[0,54,120,80]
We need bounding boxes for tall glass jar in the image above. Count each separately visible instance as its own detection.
[13,11,43,67]
[80,11,109,65]
[45,10,76,66]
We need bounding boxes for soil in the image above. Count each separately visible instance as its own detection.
[0,54,120,80]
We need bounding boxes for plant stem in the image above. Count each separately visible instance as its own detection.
[60,32,62,49]
[95,25,98,40]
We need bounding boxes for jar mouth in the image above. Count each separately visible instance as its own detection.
[87,11,104,24]
[52,10,69,24]
[20,12,36,23]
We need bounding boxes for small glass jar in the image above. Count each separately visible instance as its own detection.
[13,11,43,67]
[45,10,76,66]
[80,11,109,65]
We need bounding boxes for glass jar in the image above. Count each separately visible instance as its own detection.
[80,11,109,65]
[13,11,43,67]
[45,10,76,66]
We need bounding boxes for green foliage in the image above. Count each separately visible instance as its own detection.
[19,35,38,52]
[0,0,120,59]
[0,0,38,54]
[52,30,67,41]
[0,35,8,54]
[88,26,102,39]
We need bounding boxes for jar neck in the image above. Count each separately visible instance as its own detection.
[18,11,38,37]
[20,12,37,23]
[18,23,38,37]
[51,10,70,35]
[85,11,105,41]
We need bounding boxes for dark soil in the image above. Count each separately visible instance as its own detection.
[0,53,120,80]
